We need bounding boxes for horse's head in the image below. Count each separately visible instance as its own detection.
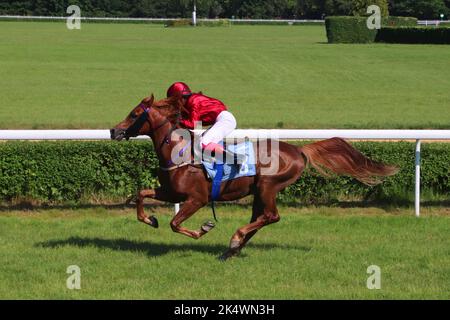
[110,94,184,141]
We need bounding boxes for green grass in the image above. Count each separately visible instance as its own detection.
[0,22,449,129]
[0,205,449,299]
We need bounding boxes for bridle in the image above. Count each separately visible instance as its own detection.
[125,103,171,138]
[124,103,184,161]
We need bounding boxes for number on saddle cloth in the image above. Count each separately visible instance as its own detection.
[206,139,255,222]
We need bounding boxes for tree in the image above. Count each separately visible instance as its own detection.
[324,0,354,16]
[389,0,448,19]
[352,0,389,17]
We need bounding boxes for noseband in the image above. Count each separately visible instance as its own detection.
[124,104,152,138]
[124,103,180,151]
[125,103,175,136]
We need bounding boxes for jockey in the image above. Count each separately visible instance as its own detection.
[167,81,243,163]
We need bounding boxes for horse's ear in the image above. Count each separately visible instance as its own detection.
[142,93,154,106]
[149,94,154,105]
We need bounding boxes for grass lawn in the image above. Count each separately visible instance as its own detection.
[0,205,449,299]
[0,22,449,129]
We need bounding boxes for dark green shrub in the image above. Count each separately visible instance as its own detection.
[281,141,450,204]
[166,19,230,27]
[165,19,193,27]
[0,141,159,203]
[325,16,418,43]
[0,16,168,24]
[230,20,324,26]
[0,141,449,205]
[198,19,230,27]
[384,16,418,27]
[376,27,450,44]
[325,16,377,43]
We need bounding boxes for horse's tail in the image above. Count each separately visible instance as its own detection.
[299,137,398,186]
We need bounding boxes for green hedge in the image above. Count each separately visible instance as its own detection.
[376,27,450,44]
[165,19,192,27]
[0,17,167,24]
[0,141,159,203]
[383,16,418,27]
[325,16,418,43]
[283,141,450,204]
[230,20,324,26]
[0,141,449,205]
[198,19,231,27]
[325,16,377,43]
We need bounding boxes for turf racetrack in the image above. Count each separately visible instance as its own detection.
[0,206,449,299]
[1,21,449,300]
[0,22,450,129]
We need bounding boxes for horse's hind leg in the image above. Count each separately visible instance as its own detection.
[220,191,279,261]
[236,194,265,250]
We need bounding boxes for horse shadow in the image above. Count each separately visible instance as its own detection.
[36,236,311,258]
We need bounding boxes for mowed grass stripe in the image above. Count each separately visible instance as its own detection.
[0,206,448,299]
[0,22,449,129]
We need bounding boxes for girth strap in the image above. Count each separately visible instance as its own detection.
[210,162,224,222]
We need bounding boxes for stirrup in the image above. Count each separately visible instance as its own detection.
[222,149,246,165]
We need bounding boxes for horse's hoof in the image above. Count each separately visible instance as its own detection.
[218,249,240,261]
[201,221,215,233]
[149,215,159,228]
[218,253,231,262]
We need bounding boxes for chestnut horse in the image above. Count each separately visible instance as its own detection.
[110,94,398,260]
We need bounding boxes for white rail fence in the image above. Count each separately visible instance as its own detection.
[1,129,450,217]
[418,20,450,26]
[0,15,323,24]
[1,15,449,26]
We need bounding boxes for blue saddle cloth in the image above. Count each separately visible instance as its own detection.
[202,140,256,182]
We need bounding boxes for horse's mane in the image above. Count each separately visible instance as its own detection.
[144,94,186,125]
[143,91,203,126]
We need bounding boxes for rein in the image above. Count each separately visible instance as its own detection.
[125,103,190,171]
[123,101,218,222]
[125,104,171,139]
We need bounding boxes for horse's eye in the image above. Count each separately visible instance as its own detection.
[130,112,137,119]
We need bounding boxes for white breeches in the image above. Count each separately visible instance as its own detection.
[201,111,237,145]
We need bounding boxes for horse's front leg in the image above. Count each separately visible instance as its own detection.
[170,199,213,240]
[135,188,169,228]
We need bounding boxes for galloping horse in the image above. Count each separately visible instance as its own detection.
[110,94,398,260]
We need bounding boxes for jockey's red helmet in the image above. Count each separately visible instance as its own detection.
[167,82,192,98]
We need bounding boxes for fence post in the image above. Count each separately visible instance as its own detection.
[192,1,197,26]
[415,139,421,217]
[174,203,180,215]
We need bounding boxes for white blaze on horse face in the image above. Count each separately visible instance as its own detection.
[170,129,192,165]
[258,132,280,176]
[366,5,381,30]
